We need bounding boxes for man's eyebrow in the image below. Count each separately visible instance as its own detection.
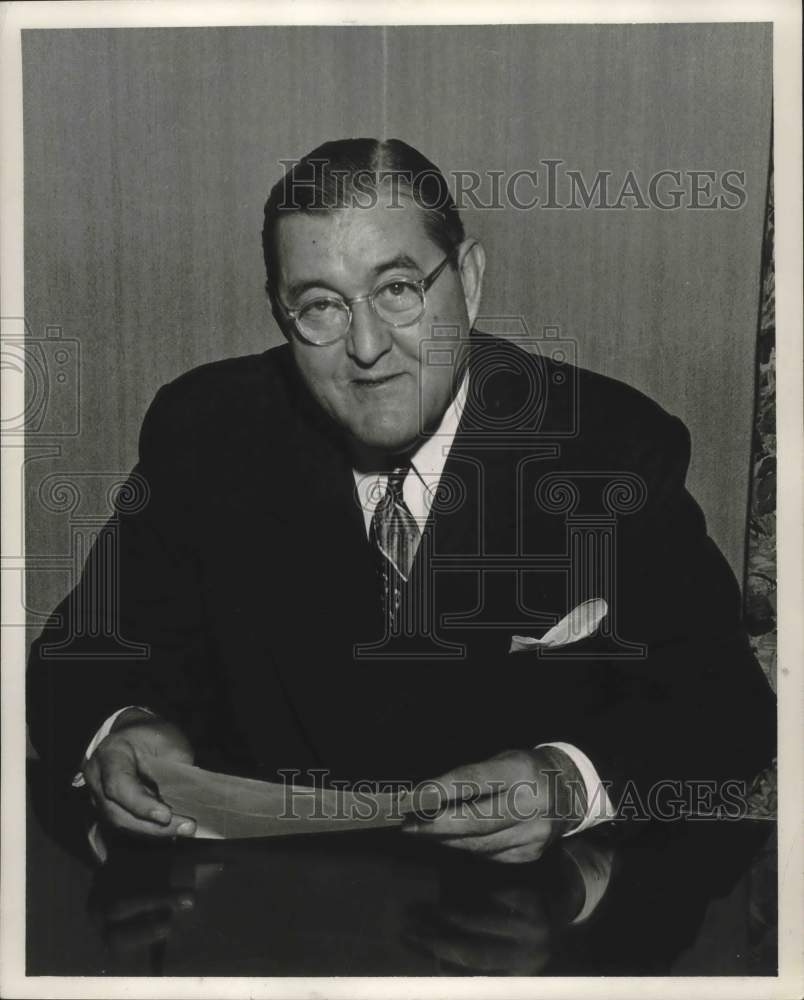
[285,277,338,301]
[371,254,422,277]
[285,254,423,302]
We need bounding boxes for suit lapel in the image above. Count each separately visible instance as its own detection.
[245,334,575,652]
[424,331,562,557]
[225,347,379,649]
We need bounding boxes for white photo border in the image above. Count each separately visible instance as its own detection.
[2,2,801,998]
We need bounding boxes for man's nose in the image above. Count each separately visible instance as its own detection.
[345,300,393,366]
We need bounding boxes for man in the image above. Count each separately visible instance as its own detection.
[27,138,776,863]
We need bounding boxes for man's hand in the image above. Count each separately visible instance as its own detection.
[82,709,197,839]
[401,747,586,863]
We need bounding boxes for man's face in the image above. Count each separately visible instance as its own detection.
[273,200,483,457]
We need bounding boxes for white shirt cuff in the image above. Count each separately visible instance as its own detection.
[536,741,617,836]
[71,706,155,788]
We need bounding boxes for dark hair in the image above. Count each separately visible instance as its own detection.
[261,137,465,297]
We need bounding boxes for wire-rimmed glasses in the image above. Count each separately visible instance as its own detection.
[279,247,458,346]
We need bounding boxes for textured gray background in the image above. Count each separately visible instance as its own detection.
[22,24,772,631]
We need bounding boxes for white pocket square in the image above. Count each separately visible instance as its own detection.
[509,598,608,653]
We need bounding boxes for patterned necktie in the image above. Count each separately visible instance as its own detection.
[369,466,421,630]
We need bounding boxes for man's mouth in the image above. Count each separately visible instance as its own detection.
[352,373,403,388]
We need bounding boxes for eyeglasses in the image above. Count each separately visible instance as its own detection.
[279,247,458,346]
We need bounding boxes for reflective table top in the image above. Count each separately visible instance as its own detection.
[27,764,776,977]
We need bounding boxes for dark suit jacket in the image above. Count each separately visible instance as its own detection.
[27,333,776,804]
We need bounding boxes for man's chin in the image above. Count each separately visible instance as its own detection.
[346,420,420,461]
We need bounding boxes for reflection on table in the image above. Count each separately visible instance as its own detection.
[27,763,776,977]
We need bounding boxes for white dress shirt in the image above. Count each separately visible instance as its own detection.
[76,373,615,836]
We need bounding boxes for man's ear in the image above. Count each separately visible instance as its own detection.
[267,282,292,341]
[457,239,486,329]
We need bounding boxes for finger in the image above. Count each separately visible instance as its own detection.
[404,794,550,839]
[97,747,172,824]
[426,753,535,804]
[98,797,197,839]
[438,820,551,855]
[403,792,512,837]
[106,890,195,924]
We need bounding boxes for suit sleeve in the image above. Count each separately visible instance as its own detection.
[26,384,220,784]
[549,410,776,810]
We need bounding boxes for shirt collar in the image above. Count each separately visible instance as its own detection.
[353,372,469,512]
[408,371,469,484]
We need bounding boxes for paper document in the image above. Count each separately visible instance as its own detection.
[145,757,444,840]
